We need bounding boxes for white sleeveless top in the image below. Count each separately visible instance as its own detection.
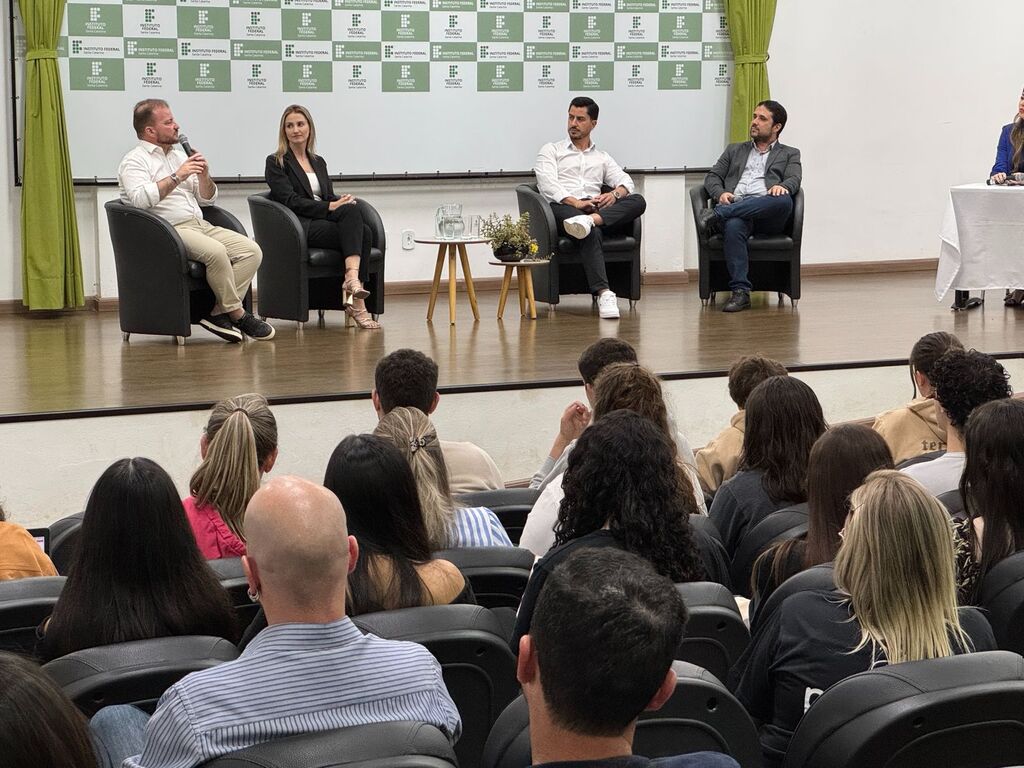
[306,172,322,200]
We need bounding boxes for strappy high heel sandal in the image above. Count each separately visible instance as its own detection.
[342,270,370,305]
[345,306,381,329]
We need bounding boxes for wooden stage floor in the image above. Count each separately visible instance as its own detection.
[2,271,1021,419]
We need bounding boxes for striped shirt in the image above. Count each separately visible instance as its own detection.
[124,619,461,768]
[451,506,513,548]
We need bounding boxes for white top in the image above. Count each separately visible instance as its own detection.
[118,140,216,225]
[900,451,966,497]
[534,138,634,204]
[306,172,322,201]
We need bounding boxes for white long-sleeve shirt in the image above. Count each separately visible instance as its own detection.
[118,140,216,225]
[534,138,634,204]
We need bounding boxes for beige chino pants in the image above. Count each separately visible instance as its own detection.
[175,218,262,316]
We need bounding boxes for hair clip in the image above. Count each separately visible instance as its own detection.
[409,436,429,454]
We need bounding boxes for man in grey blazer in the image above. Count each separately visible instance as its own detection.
[698,101,801,312]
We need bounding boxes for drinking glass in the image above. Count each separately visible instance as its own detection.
[451,217,466,239]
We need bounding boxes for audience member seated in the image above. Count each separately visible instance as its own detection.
[185,393,278,559]
[512,411,706,650]
[373,349,503,493]
[0,651,99,768]
[89,476,462,768]
[39,458,238,662]
[521,362,706,559]
[751,425,893,604]
[900,349,1011,497]
[530,338,700,494]
[374,407,512,549]
[696,355,787,494]
[517,549,739,768]
[0,503,57,580]
[872,331,963,464]
[733,470,996,768]
[710,377,827,556]
[954,399,1024,603]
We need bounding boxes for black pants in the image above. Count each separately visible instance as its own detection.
[549,194,646,292]
[305,204,371,283]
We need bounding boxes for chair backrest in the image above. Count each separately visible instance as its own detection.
[980,550,1024,654]
[748,563,836,636]
[455,488,540,546]
[731,505,810,599]
[206,557,261,627]
[0,575,66,657]
[784,651,1024,768]
[674,582,749,683]
[43,635,239,716]
[353,604,519,768]
[432,547,534,610]
[936,488,965,519]
[48,512,85,575]
[201,721,458,768]
[482,660,761,768]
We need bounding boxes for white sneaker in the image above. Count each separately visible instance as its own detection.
[563,215,594,239]
[597,290,620,319]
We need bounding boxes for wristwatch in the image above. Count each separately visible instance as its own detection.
[170,172,180,185]
[612,189,621,200]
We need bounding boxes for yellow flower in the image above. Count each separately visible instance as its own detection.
[529,242,538,254]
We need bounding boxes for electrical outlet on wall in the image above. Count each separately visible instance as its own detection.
[401,230,415,250]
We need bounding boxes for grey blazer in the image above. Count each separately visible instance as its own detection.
[703,141,802,201]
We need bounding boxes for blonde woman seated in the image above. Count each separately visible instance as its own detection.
[185,394,278,559]
[733,470,995,768]
[374,407,512,550]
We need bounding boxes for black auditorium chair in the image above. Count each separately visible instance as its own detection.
[748,563,835,637]
[481,661,761,768]
[48,512,85,575]
[247,192,386,324]
[201,721,458,768]
[43,635,239,716]
[515,184,642,308]
[433,547,533,611]
[674,582,749,684]
[0,576,65,657]
[689,186,803,307]
[207,557,261,627]
[105,200,253,344]
[784,651,1024,768]
[979,551,1024,655]
[455,488,540,547]
[731,504,810,600]
[353,604,519,768]
[936,488,965,519]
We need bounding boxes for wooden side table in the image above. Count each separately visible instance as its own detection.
[417,237,487,325]
[490,259,547,320]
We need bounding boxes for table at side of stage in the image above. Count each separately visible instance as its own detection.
[416,237,488,325]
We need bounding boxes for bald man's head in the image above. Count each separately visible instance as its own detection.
[244,476,353,614]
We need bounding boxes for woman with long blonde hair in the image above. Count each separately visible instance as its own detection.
[374,407,511,550]
[185,393,278,559]
[734,470,995,768]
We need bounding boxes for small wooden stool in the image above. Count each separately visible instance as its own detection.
[491,259,547,320]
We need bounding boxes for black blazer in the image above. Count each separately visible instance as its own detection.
[703,141,802,201]
[264,150,338,223]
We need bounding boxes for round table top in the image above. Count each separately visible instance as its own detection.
[488,259,550,266]
[414,237,490,245]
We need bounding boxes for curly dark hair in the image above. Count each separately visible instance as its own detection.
[930,350,1012,432]
[555,410,704,583]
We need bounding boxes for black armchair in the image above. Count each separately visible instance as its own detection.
[515,184,641,307]
[689,186,803,306]
[104,201,252,344]
[247,193,385,323]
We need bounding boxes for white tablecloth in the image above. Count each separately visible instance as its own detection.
[935,182,1024,300]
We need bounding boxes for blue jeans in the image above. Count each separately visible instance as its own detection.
[90,705,150,768]
[715,194,793,292]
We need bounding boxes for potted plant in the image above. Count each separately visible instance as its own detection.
[481,212,539,262]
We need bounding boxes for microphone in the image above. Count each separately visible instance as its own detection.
[178,134,196,157]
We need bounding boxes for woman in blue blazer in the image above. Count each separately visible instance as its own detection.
[990,88,1024,184]
[265,105,379,329]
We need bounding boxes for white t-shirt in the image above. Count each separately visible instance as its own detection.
[900,451,966,497]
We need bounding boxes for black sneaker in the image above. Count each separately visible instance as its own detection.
[722,290,751,313]
[199,313,243,342]
[232,311,276,340]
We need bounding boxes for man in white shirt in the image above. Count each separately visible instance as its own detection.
[118,99,274,342]
[534,97,646,320]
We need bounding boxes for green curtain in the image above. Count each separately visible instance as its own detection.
[18,0,84,309]
[726,0,777,143]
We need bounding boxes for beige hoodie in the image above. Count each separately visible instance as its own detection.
[872,397,946,465]
[696,411,746,493]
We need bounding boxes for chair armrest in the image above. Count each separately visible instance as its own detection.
[200,205,246,236]
[104,200,189,276]
[516,184,558,258]
[247,193,308,264]
[354,198,387,254]
[790,188,804,245]
[688,186,712,244]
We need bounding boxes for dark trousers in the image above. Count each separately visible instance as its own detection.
[305,204,371,283]
[549,194,647,293]
[715,194,793,292]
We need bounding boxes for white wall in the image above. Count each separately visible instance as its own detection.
[4,0,1024,300]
